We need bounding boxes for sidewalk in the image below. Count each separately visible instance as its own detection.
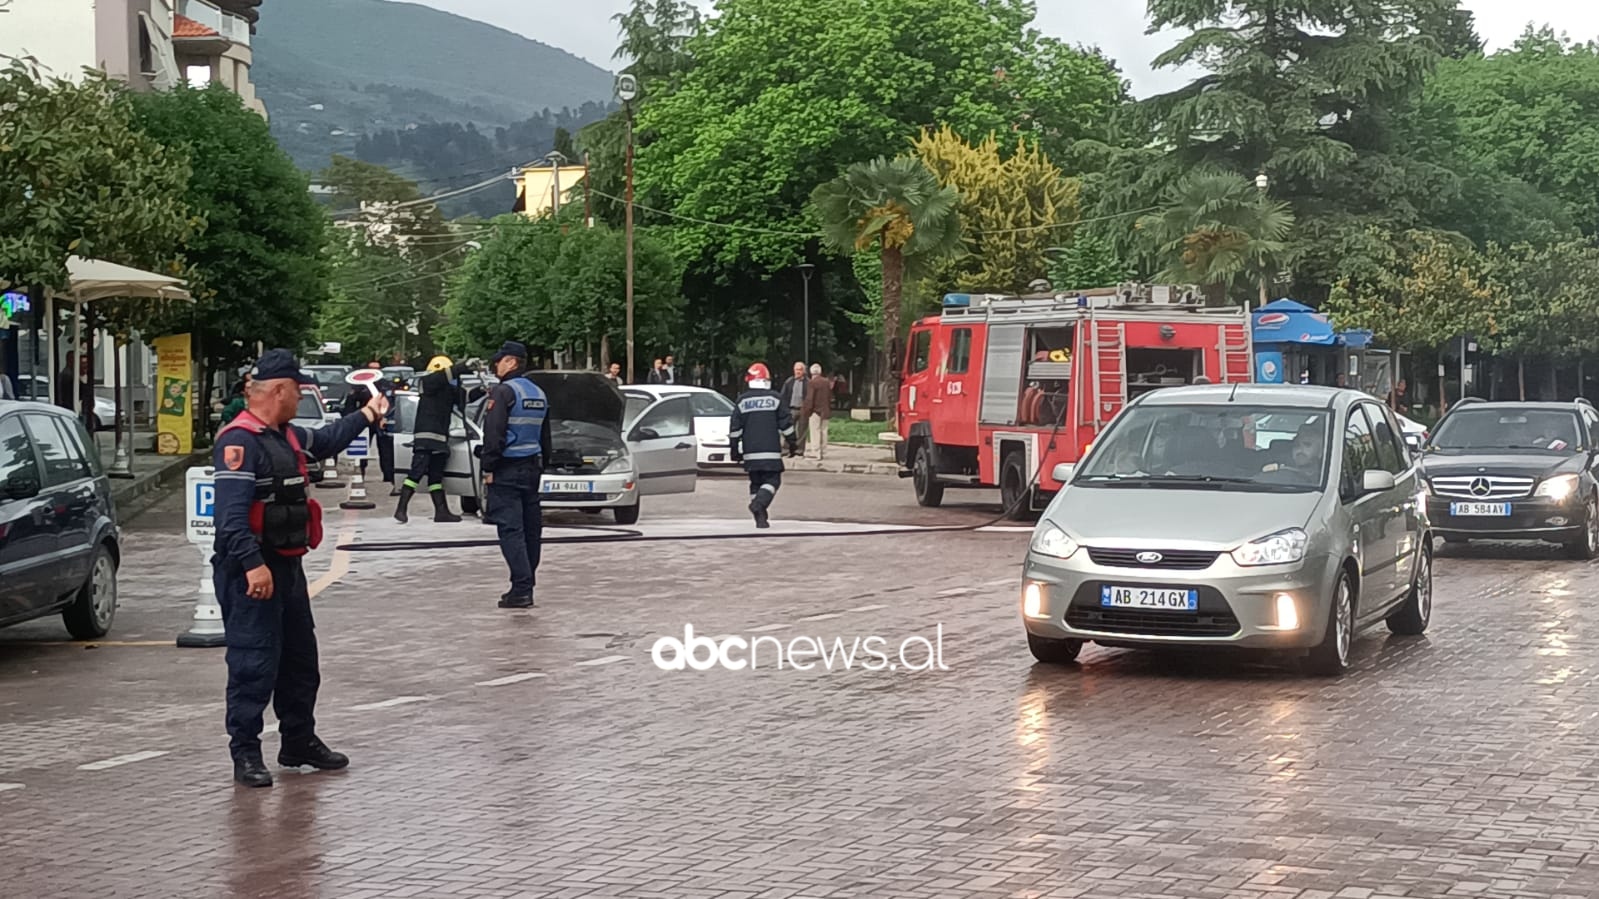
[94,430,206,521]
[783,442,899,475]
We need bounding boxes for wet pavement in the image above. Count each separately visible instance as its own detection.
[2,472,1599,898]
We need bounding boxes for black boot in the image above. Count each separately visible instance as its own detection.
[278,736,349,771]
[394,484,415,523]
[233,753,273,788]
[498,591,534,609]
[749,495,770,529]
[431,489,462,523]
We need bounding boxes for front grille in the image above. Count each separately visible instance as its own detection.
[1086,547,1220,570]
[1431,475,1534,500]
[1066,606,1240,637]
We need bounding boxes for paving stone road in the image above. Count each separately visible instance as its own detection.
[2,472,1598,898]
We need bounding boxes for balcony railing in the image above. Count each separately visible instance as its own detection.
[177,0,250,46]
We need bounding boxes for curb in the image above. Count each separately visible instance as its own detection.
[785,459,899,476]
[111,451,208,523]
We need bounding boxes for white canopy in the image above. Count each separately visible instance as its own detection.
[0,257,195,408]
[62,255,193,303]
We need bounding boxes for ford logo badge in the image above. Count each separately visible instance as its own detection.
[1136,551,1163,564]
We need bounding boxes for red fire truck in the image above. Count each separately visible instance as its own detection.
[893,284,1254,517]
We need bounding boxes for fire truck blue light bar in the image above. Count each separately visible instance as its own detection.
[942,294,973,307]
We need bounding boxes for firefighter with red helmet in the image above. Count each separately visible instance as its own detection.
[729,362,798,528]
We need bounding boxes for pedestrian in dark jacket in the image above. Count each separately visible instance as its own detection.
[729,362,797,529]
[778,361,808,457]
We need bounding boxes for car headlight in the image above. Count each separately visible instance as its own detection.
[1230,528,1308,567]
[1536,474,1580,501]
[1029,522,1079,559]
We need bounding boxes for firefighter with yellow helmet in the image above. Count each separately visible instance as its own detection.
[395,353,472,523]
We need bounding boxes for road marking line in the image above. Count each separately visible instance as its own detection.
[749,624,788,632]
[575,655,628,667]
[978,525,1033,533]
[29,640,172,647]
[797,612,842,621]
[308,525,358,599]
[0,783,23,793]
[476,673,546,686]
[846,604,886,613]
[351,696,430,711]
[78,750,169,771]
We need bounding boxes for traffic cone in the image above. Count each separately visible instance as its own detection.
[316,454,344,489]
[340,466,376,510]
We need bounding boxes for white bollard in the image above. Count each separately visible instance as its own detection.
[316,454,344,489]
[177,467,226,648]
[339,434,374,509]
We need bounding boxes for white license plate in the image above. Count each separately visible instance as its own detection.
[542,480,594,494]
[1100,585,1198,611]
[1450,502,1510,516]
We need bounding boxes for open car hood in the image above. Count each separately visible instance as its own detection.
[523,371,625,431]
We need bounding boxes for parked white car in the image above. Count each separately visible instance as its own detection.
[623,384,738,468]
[10,374,117,430]
[392,372,698,524]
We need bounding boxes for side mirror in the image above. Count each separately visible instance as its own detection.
[635,427,660,441]
[1403,433,1422,450]
[2,476,41,501]
[1362,470,1397,493]
[1052,463,1075,483]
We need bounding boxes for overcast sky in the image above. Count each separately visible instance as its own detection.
[407,0,1599,97]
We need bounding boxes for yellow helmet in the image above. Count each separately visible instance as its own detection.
[426,355,453,373]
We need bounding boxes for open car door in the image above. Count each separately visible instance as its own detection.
[625,395,698,495]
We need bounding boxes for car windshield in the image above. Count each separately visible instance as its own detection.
[296,392,323,419]
[1075,404,1330,491]
[1431,408,1581,452]
[311,369,349,398]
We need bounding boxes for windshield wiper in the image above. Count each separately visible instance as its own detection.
[1082,474,1276,488]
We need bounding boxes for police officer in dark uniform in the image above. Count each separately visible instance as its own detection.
[341,362,399,493]
[395,354,472,523]
[478,341,552,608]
[212,349,388,787]
[729,362,798,528]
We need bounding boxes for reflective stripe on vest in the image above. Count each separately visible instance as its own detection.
[503,378,547,458]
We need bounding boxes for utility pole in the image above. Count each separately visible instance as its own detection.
[1254,171,1270,315]
[582,149,593,228]
[618,74,639,384]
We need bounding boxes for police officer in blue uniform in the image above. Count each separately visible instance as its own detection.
[478,341,552,608]
[212,350,389,787]
[729,362,798,528]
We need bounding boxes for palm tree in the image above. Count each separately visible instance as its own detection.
[812,156,962,400]
[1137,171,1295,306]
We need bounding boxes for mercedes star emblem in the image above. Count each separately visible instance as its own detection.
[1469,477,1492,497]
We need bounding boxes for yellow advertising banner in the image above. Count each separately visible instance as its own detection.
[152,333,192,455]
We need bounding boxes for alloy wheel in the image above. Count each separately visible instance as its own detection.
[1335,579,1353,665]
[92,554,117,628]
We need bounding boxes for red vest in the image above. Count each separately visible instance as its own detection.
[218,411,324,557]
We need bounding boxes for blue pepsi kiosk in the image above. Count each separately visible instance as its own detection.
[1252,299,1387,394]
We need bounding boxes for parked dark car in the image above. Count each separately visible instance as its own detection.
[1420,398,1599,558]
[0,400,121,638]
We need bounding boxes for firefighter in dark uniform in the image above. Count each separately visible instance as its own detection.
[478,341,553,608]
[729,362,798,528]
[395,353,472,523]
[212,349,388,787]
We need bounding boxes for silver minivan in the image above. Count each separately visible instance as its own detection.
[1021,385,1432,676]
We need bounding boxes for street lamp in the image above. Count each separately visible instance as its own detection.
[797,263,815,364]
[1253,171,1270,313]
[544,150,567,216]
[617,73,639,384]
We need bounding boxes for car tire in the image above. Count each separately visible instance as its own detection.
[1386,547,1432,636]
[614,502,641,525]
[1303,570,1355,677]
[1000,451,1031,521]
[913,443,944,508]
[1027,632,1083,665]
[1563,493,1598,560]
[62,543,117,640]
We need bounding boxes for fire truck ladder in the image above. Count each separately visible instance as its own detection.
[1218,319,1253,384]
[1089,312,1126,431]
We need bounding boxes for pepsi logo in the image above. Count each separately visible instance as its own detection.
[1257,312,1290,326]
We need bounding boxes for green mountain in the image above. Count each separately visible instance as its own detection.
[251,0,616,172]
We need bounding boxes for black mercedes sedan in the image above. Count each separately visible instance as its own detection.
[1419,398,1599,558]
